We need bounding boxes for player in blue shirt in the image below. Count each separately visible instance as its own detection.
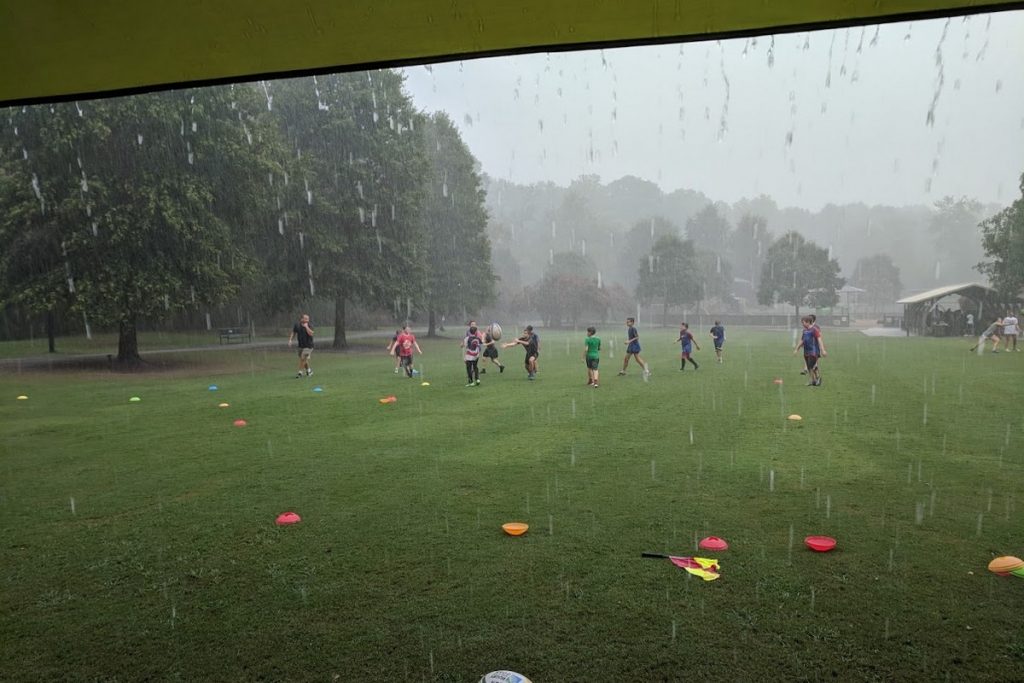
[618,317,649,378]
[794,315,827,386]
[709,321,725,364]
[676,322,700,371]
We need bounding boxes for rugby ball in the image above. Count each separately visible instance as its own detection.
[488,323,502,341]
[480,672,531,683]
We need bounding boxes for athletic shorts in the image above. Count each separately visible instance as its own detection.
[714,341,724,349]
[586,357,599,370]
[626,344,641,354]
[400,355,413,367]
[680,350,691,359]
[483,346,498,359]
[299,347,313,359]
[804,354,819,371]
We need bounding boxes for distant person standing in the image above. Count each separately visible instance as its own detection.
[794,315,827,386]
[396,325,423,377]
[288,313,314,378]
[709,321,726,363]
[965,312,975,336]
[618,317,650,379]
[676,322,700,371]
[1002,311,1019,351]
[583,326,601,387]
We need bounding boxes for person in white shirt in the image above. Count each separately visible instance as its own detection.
[1002,311,1019,352]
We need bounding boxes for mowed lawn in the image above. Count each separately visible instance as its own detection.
[1,328,1022,681]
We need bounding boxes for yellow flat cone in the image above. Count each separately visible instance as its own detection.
[17,395,28,400]
[218,402,230,408]
[788,414,802,421]
[421,382,430,386]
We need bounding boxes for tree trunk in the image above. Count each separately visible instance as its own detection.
[46,308,56,353]
[332,296,347,349]
[117,318,141,363]
[427,309,437,337]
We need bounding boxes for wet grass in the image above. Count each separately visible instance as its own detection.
[1,329,1022,681]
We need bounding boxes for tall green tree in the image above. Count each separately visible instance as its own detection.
[270,72,426,348]
[757,232,844,316]
[419,112,495,336]
[636,234,700,324]
[0,109,74,352]
[977,173,1024,298]
[1,88,278,362]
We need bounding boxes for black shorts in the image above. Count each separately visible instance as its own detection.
[400,355,413,367]
[804,354,819,371]
[483,346,498,359]
[586,357,599,370]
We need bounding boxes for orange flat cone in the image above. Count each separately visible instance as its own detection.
[502,522,529,536]
[233,419,247,427]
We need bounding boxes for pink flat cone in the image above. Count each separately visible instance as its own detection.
[275,512,301,525]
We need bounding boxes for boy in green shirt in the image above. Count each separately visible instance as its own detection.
[583,326,601,388]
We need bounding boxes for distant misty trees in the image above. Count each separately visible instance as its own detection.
[851,254,903,312]
[0,72,496,359]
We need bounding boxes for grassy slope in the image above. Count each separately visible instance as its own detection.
[1,329,1022,681]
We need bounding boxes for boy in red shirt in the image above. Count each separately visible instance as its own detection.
[395,325,423,378]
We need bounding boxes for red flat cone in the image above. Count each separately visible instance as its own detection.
[805,535,836,552]
[233,419,248,427]
[276,512,301,525]
[699,536,729,551]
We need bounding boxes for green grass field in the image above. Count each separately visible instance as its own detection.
[1,328,1022,681]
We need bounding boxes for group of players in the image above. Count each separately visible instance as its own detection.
[968,312,1021,353]
[288,312,829,388]
[433,317,735,388]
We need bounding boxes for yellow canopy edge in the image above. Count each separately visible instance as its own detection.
[2,1,1021,105]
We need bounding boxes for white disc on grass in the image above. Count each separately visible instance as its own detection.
[480,672,531,683]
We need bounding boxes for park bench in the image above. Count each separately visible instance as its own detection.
[218,327,251,344]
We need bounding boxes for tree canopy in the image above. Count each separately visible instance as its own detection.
[977,173,1024,299]
[757,231,844,316]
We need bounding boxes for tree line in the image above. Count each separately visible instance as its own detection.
[0,73,495,361]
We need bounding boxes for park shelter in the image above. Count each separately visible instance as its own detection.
[3,1,1024,106]
[896,283,1013,336]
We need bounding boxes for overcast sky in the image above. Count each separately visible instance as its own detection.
[402,11,1024,211]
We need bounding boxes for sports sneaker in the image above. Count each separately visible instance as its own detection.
[499,365,505,373]
[475,380,481,386]
[800,369,808,375]
[480,368,486,374]
[295,373,303,379]
[465,382,475,387]
[617,371,627,376]
[306,369,313,377]
[394,367,400,373]
[592,383,599,388]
